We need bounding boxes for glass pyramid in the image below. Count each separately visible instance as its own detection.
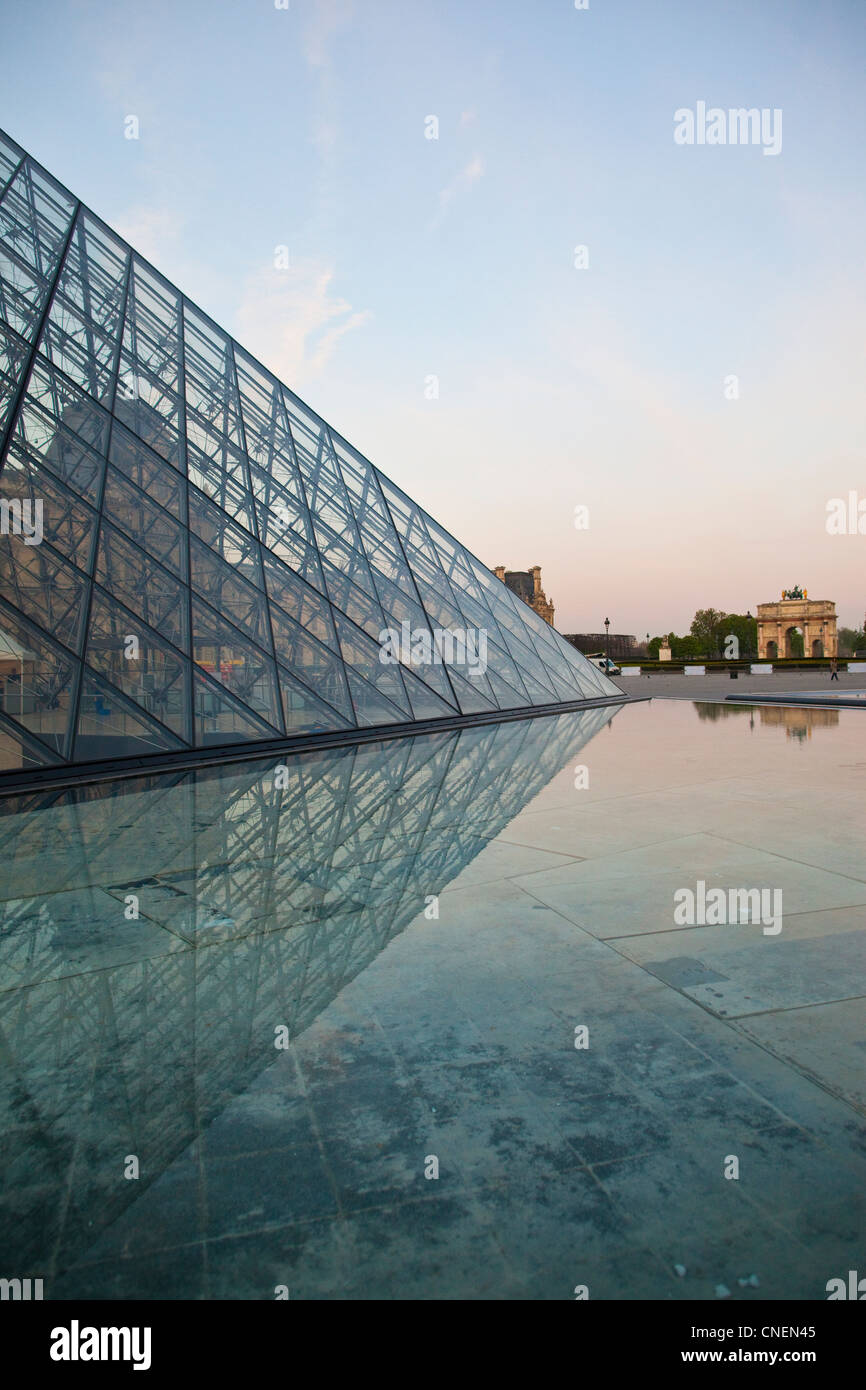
[0,129,621,780]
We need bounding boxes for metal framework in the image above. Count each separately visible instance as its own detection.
[0,129,621,784]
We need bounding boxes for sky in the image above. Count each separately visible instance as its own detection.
[2,0,865,636]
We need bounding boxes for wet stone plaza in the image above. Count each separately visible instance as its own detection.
[0,698,864,1300]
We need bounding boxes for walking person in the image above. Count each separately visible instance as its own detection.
[830,657,839,681]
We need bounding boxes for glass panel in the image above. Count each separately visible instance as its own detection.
[75,670,185,761]
[39,213,127,404]
[12,398,105,503]
[0,133,23,197]
[129,259,182,340]
[0,597,78,755]
[277,665,353,735]
[0,321,27,380]
[314,522,380,604]
[342,669,409,728]
[85,589,192,744]
[0,444,97,571]
[96,524,189,651]
[261,550,336,650]
[189,537,268,648]
[442,665,499,715]
[253,484,322,587]
[113,371,184,470]
[0,323,28,433]
[56,213,127,322]
[193,668,276,747]
[365,572,460,711]
[191,599,282,732]
[0,712,61,772]
[183,304,244,446]
[485,668,529,711]
[103,467,187,579]
[0,532,88,652]
[25,356,111,455]
[399,664,461,721]
[267,603,354,724]
[0,246,49,340]
[39,310,119,404]
[187,449,256,533]
[185,411,248,475]
[0,160,76,280]
[188,482,262,584]
[333,613,412,719]
[108,422,186,520]
[320,556,387,641]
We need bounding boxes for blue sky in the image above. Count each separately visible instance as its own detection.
[4,0,866,634]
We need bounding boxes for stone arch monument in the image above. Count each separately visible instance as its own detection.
[756,588,837,659]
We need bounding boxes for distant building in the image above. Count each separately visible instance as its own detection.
[565,633,639,662]
[493,565,555,625]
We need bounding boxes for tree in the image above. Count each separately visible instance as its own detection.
[671,634,703,659]
[719,613,758,657]
[838,626,865,657]
[690,608,727,656]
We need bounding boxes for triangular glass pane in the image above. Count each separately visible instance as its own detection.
[0,322,28,432]
[75,670,185,762]
[0,444,97,572]
[188,483,262,586]
[0,530,88,653]
[0,710,62,772]
[400,665,461,722]
[24,356,111,456]
[187,449,256,532]
[108,422,187,520]
[39,214,128,405]
[189,538,268,649]
[442,665,499,715]
[261,550,337,651]
[0,133,22,198]
[0,160,76,280]
[0,247,50,340]
[320,555,387,641]
[191,598,282,733]
[332,613,412,719]
[0,597,78,756]
[96,523,188,652]
[267,604,354,724]
[13,397,106,503]
[277,665,354,736]
[484,667,531,711]
[193,668,279,747]
[103,467,186,578]
[85,588,192,744]
[343,669,410,728]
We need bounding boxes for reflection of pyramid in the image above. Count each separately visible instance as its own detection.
[0,706,615,1275]
[0,130,621,782]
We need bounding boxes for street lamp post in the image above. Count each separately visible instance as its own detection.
[605,617,610,669]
